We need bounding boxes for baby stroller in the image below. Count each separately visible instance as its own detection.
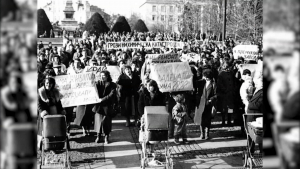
[242,113,263,169]
[40,115,71,169]
[139,106,173,169]
[2,123,36,169]
[272,121,300,169]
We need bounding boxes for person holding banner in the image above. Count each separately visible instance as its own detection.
[117,65,142,127]
[93,70,117,144]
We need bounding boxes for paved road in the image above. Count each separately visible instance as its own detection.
[38,113,257,169]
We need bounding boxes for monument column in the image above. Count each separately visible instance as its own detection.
[61,0,78,31]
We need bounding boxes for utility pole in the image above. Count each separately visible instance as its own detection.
[222,0,227,41]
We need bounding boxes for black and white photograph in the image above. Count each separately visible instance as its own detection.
[0,0,299,169]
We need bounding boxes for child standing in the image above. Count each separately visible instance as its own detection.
[172,93,188,144]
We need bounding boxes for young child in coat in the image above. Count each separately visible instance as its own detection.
[172,93,188,144]
[240,69,255,112]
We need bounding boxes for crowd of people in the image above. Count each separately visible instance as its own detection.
[36,30,263,147]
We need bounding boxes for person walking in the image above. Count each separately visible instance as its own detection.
[194,70,217,140]
[138,80,165,116]
[116,65,141,127]
[217,60,236,126]
[93,70,117,144]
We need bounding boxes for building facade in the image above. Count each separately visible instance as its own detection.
[39,0,91,25]
[139,0,185,33]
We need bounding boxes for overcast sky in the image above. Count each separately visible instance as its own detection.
[89,0,143,17]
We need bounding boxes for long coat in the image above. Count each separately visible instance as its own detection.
[217,69,236,110]
[116,73,141,117]
[195,80,217,127]
[138,89,165,115]
[93,81,117,134]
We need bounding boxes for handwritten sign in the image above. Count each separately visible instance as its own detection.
[239,64,261,80]
[106,41,185,50]
[85,66,121,82]
[146,53,181,64]
[180,53,200,62]
[55,72,100,107]
[233,45,259,60]
[150,62,194,92]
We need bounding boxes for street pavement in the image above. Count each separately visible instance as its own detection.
[38,113,256,169]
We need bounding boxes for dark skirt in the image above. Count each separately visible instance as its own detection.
[121,96,138,117]
[94,110,112,135]
[74,104,94,127]
[201,105,212,128]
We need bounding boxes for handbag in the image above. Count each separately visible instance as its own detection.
[211,106,217,118]
[108,104,119,118]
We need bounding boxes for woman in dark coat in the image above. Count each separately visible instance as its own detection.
[37,77,66,148]
[116,65,142,127]
[93,70,117,144]
[138,80,166,116]
[217,60,236,125]
[195,70,217,140]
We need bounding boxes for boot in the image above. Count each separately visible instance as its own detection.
[222,113,226,126]
[227,114,232,126]
[95,133,102,143]
[199,126,204,139]
[174,135,180,144]
[125,118,130,127]
[204,127,210,140]
[104,135,109,144]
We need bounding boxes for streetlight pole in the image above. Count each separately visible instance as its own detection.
[222,0,227,41]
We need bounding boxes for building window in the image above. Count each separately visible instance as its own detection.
[169,15,173,22]
[161,15,164,21]
[152,15,156,21]
[161,6,165,12]
[169,6,174,13]
[152,5,156,12]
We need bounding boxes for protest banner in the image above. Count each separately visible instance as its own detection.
[55,72,100,107]
[85,65,121,82]
[233,45,259,60]
[180,53,200,62]
[145,53,181,64]
[150,62,194,92]
[106,41,185,50]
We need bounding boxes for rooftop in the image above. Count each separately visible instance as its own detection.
[140,0,184,8]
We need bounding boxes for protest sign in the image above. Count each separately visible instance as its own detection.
[85,65,121,82]
[233,45,259,60]
[55,72,100,107]
[239,64,261,80]
[106,41,185,50]
[146,53,181,64]
[150,62,194,92]
[180,53,200,62]
[106,66,121,82]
